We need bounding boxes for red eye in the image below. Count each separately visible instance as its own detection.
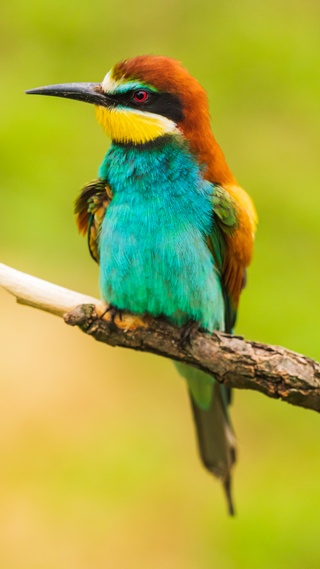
[133,90,148,103]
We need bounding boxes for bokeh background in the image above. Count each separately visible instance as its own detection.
[0,0,319,567]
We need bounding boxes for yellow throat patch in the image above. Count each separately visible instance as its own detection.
[95,105,177,144]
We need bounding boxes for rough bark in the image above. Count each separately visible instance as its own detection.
[1,263,319,413]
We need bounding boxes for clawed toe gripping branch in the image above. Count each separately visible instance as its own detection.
[0,262,319,412]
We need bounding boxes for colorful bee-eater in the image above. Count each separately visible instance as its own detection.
[26,56,257,515]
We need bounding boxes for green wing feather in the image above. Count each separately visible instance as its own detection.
[211,186,238,233]
[209,185,239,333]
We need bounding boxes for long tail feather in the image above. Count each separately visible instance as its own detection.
[189,383,237,516]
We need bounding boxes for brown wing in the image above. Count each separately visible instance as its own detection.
[74,179,112,263]
[209,184,257,333]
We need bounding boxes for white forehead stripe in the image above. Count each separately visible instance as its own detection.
[101,71,121,94]
[101,70,157,95]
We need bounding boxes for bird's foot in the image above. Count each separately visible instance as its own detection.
[99,305,148,332]
[179,319,199,347]
[100,304,123,327]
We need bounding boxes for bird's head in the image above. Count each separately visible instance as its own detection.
[26,55,234,184]
[27,56,211,143]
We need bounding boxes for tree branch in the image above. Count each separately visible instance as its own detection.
[1,262,319,413]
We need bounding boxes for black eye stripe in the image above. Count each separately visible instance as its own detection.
[104,90,184,123]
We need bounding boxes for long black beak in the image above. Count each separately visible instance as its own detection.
[25,82,113,107]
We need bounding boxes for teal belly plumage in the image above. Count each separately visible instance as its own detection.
[98,136,224,332]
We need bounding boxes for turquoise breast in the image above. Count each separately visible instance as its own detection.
[98,136,224,332]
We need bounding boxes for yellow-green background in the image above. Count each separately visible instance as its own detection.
[0,1,319,567]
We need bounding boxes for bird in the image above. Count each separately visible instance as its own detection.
[26,55,257,515]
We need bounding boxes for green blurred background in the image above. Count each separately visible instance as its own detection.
[0,0,319,567]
